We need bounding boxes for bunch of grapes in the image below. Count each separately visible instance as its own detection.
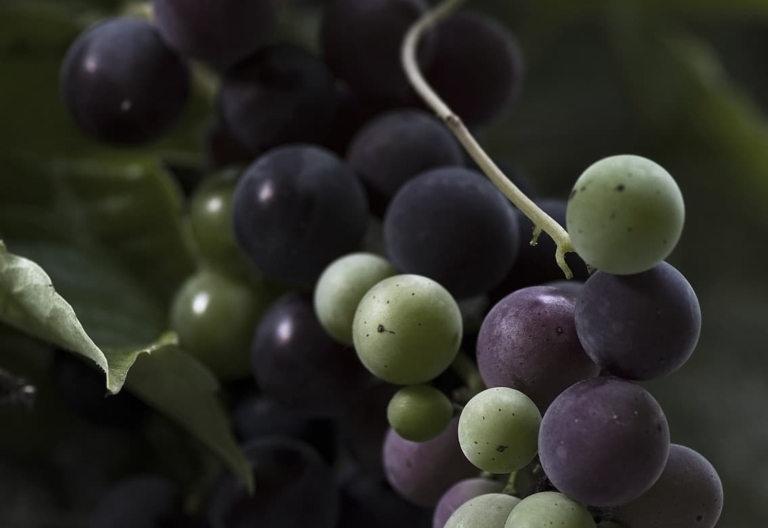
[56,0,723,527]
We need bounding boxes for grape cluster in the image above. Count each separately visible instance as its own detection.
[58,1,723,527]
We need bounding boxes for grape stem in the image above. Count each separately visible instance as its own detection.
[502,471,518,496]
[450,351,485,398]
[401,0,576,278]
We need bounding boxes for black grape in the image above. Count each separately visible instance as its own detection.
[204,117,254,170]
[52,351,147,430]
[233,395,339,465]
[89,475,187,528]
[337,466,432,528]
[575,262,702,381]
[347,110,464,216]
[538,377,670,507]
[208,437,338,528]
[251,293,371,418]
[218,45,339,156]
[232,145,369,285]
[425,12,523,127]
[152,0,279,68]
[465,156,538,200]
[321,0,436,101]
[614,444,723,528]
[476,286,599,411]
[60,17,190,145]
[490,199,590,304]
[384,167,520,300]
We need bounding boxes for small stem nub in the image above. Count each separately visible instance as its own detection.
[402,0,575,279]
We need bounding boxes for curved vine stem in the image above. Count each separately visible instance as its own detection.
[401,0,576,278]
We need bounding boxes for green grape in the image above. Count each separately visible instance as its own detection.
[566,155,685,275]
[458,387,541,474]
[386,384,453,442]
[170,270,273,381]
[504,492,596,528]
[314,253,397,345]
[352,274,462,385]
[189,167,251,279]
[445,493,521,528]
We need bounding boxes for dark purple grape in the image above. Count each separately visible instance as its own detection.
[89,476,186,528]
[575,262,702,381]
[219,45,339,157]
[152,0,279,68]
[347,110,464,216]
[60,17,190,145]
[338,466,432,528]
[251,293,371,418]
[52,351,147,430]
[476,286,599,411]
[232,145,369,285]
[432,478,505,528]
[342,381,398,478]
[233,395,338,464]
[465,156,538,200]
[545,279,585,299]
[490,199,590,303]
[204,117,254,169]
[425,12,523,127]
[208,437,338,528]
[383,418,478,507]
[384,167,520,300]
[321,0,436,101]
[539,377,670,507]
[614,444,723,528]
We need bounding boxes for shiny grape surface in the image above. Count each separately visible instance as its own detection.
[504,492,596,528]
[433,478,506,528]
[387,384,453,442]
[444,493,521,528]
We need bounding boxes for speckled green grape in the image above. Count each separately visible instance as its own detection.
[314,253,397,345]
[566,155,685,275]
[504,492,596,528]
[170,270,273,381]
[352,274,462,385]
[387,384,453,442]
[458,387,541,474]
[445,493,521,528]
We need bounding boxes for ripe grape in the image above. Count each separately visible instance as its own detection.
[314,253,397,345]
[566,155,685,275]
[152,0,279,68]
[231,145,369,286]
[342,381,398,478]
[538,377,670,507]
[444,493,521,528]
[457,387,541,474]
[353,275,462,385]
[60,17,190,145]
[219,45,339,156]
[89,476,186,528]
[575,262,701,380]
[251,293,371,418]
[346,110,464,215]
[207,437,338,528]
[433,478,506,528]
[614,444,723,528]
[477,286,599,411]
[383,418,478,507]
[321,0,436,100]
[170,270,272,381]
[503,491,596,528]
[384,168,520,300]
[204,116,253,169]
[425,12,524,127]
[387,384,453,442]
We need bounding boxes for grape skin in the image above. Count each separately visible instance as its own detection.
[575,262,701,381]
[387,384,453,442]
[60,17,190,145]
[314,253,397,345]
[477,286,599,411]
[504,491,596,528]
[566,155,685,275]
[613,444,723,528]
[458,387,541,474]
[538,377,671,507]
[444,493,521,528]
[353,275,462,385]
[342,381,398,478]
[433,478,506,528]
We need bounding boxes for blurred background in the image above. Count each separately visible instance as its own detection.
[0,0,766,526]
